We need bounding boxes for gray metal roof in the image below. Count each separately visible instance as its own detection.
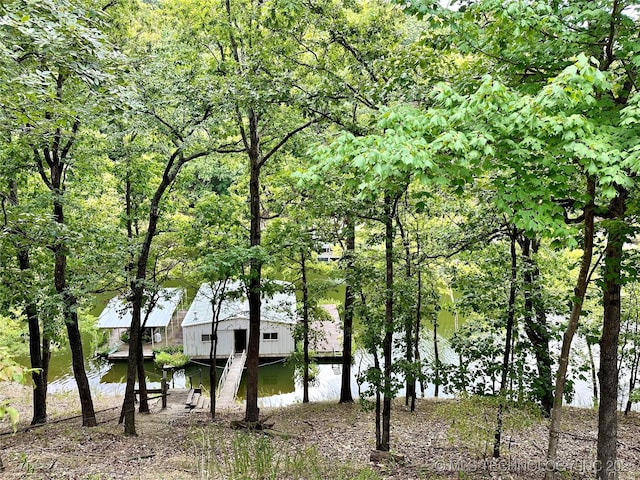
[97,288,184,329]
[181,280,297,328]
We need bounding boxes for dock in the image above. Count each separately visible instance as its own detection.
[315,304,343,360]
[216,351,247,408]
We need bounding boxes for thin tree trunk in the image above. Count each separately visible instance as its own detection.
[432,303,440,399]
[588,341,599,406]
[546,175,596,478]
[521,236,553,415]
[379,193,397,452]
[301,253,310,403]
[597,188,627,480]
[210,280,227,419]
[624,352,638,415]
[136,338,149,413]
[493,229,517,458]
[396,211,415,408]
[25,289,49,425]
[339,216,355,404]
[121,288,142,435]
[21,250,49,425]
[414,269,425,402]
[374,350,382,449]
[624,305,639,415]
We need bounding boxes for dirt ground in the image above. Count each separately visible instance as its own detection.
[1,382,640,479]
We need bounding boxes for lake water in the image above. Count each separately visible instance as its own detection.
[17,288,599,409]
[40,329,464,408]
[44,332,599,409]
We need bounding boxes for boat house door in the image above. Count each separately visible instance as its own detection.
[234,329,247,353]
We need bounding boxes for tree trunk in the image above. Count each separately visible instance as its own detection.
[121,286,142,435]
[339,216,355,404]
[374,350,382,449]
[52,188,96,427]
[36,127,96,427]
[121,153,184,434]
[493,229,517,458]
[415,269,425,403]
[396,212,415,408]
[301,253,310,404]
[27,298,49,425]
[432,301,440,399]
[8,181,50,425]
[624,347,639,415]
[597,189,627,480]
[521,236,553,415]
[245,109,262,423]
[588,341,599,406]
[546,175,596,478]
[379,193,396,452]
[136,337,149,413]
[124,170,149,415]
[209,282,227,419]
[15,239,49,425]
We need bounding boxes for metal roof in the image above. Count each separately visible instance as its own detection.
[181,280,297,328]
[97,288,184,329]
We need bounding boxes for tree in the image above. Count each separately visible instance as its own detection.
[416,2,638,475]
[0,157,53,425]
[0,0,128,427]
[113,1,227,434]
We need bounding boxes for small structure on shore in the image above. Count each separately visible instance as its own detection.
[97,287,185,354]
[181,280,297,360]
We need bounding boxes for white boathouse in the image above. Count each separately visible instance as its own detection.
[181,280,297,360]
[96,287,185,354]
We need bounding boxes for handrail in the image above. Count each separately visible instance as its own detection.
[230,350,247,400]
[216,351,234,398]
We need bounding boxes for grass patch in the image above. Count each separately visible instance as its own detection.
[435,395,544,459]
[193,428,380,480]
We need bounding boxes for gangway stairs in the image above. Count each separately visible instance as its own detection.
[217,350,246,408]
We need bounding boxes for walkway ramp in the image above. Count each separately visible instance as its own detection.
[217,351,246,408]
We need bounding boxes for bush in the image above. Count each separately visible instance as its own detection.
[154,351,190,368]
[153,344,184,355]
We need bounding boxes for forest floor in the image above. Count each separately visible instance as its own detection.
[1,382,640,480]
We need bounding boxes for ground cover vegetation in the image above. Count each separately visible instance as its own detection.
[0,0,639,478]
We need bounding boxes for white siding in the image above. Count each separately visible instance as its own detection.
[183,318,295,359]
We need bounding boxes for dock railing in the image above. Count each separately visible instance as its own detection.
[231,350,246,400]
[217,351,235,398]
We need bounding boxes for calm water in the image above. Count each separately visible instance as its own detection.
[34,283,463,404]
[17,286,597,408]
[43,333,461,407]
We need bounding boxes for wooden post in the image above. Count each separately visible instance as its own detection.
[161,369,168,409]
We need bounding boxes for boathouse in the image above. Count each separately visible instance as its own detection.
[181,280,297,360]
[97,287,185,355]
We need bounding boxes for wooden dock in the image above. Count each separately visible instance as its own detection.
[315,304,343,359]
[217,352,247,408]
[154,387,210,415]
